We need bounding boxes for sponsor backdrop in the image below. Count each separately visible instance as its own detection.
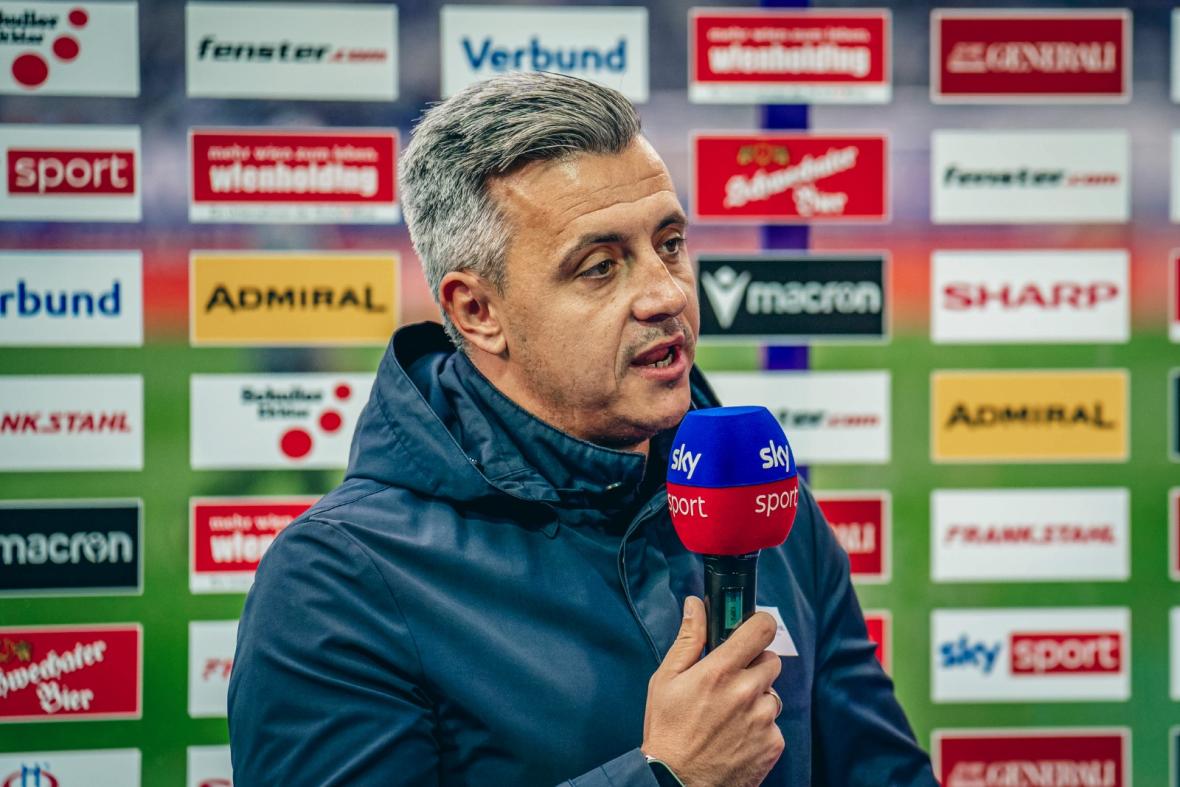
[0,0,1176,783]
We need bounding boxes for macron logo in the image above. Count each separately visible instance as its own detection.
[759,440,790,470]
[701,266,751,330]
[670,443,701,480]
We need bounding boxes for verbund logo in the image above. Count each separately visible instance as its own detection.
[689,9,890,104]
[932,10,1130,103]
[7,148,134,194]
[863,611,889,672]
[815,492,889,582]
[190,497,315,593]
[934,729,1128,787]
[0,749,141,787]
[694,134,888,223]
[189,129,398,224]
[1011,632,1122,675]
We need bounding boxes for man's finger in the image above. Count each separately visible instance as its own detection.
[658,596,706,675]
[704,611,778,672]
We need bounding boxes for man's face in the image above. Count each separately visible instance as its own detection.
[485,137,699,450]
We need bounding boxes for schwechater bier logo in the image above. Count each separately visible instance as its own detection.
[933,728,1128,787]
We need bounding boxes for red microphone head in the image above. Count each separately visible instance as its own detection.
[666,406,798,556]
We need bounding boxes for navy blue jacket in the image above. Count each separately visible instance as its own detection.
[228,322,936,786]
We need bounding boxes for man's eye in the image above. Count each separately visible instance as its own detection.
[661,236,686,255]
[580,259,615,279]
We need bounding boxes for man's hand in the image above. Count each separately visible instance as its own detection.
[641,596,785,787]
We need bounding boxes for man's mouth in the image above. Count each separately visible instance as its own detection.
[629,337,688,375]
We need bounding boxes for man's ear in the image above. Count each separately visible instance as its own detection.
[439,270,507,356]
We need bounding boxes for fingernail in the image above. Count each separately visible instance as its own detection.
[683,598,695,619]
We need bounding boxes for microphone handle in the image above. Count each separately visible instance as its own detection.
[703,552,759,653]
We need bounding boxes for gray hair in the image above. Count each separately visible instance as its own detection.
[399,71,643,347]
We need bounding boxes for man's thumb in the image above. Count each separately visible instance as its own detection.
[661,596,706,674]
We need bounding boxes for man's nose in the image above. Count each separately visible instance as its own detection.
[631,250,689,323]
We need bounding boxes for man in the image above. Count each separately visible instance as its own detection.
[228,72,936,786]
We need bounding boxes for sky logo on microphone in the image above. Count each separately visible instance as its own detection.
[759,440,791,470]
[670,443,701,480]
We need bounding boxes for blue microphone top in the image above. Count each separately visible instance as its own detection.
[667,405,796,488]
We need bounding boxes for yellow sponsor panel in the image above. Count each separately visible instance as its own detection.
[931,369,1128,463]
[190,252,398,346]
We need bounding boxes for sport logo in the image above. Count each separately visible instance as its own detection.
[1010,632,1121,675]
[1,3,138,96]
[816,492,889,582]
[932,9,1130,103]
[8,148,133,194]
[693,134,888,223]
[933,729,1129,787]
[190,497,314,593]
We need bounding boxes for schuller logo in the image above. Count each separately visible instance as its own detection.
[0,499,143,597]
[709,370,890,464]
[932,488,1129,583]
[186,2,396,101]
[188,620,236,718]
[932,9,1130,103]
[693,134,888,223]
[698,254,887,343]
[188,128,398,225]
[0,749,141,787]
[932,608,1129,702]
[190,496,314,593]
[441,5,648,102]
[689,9,890,104]
[0,374,143,472]
[0,623,141,722]
[0,124,140,222]
[931,369,1128,463]
[932,130,1128,224]
[190,252,398,347]
[0,2,138,96]
[190,373,371,469]
[187,745,231,787]
[933,728,1129,787]
[815,491,889,582]
[0,251,142,347]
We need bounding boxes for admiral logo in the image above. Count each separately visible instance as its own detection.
[698,254,887,342]
[186,3,396,101]
[1,3,138,96]
[0,624,141,722]
[441,6,648,102]
[932,250,1129,344]
[693,133,888,223]
[0,749,141,787]
[0,500,142,597]
[932,488,1129,582]
[190,497,314,593]
[0,125,140,222]
[190,252,398,346]
[932,10,1130,103]
[932,131,1128,224]
[816,492,889,582]
[188,621,237,718]
[190,373,371,469]
[1170,251,1180,341]
[933,729,1128,787]
[689,10,890,104]
[932,608,1129,702]
[863,611,889,672]
[187,745,232,787]
[931,370,1128,463]
[0,375,142,471]
[189,129,398,224]
[709,371,889,464]
[0,251,142,347]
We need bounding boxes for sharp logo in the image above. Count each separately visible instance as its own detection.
[700,266,750,329]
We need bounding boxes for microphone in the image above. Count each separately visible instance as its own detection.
[666,406,799,652]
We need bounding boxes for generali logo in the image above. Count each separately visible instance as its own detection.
[188,128,398,224]
[932,608,1130,702]
[0,749,141,787]
[0,124,141,222]
[931,250,1129,344]
[815,491,889,582]
[188,621,237,718]
[693,133,888,223]
[933,728,1129,787]
[863,610,890,672]
[0,2,139,96]
[689,9,890,104]
[0,623,141,722]
[932,9,1130,103]
[189,497,314,593]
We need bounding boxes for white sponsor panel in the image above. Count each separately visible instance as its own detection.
[1173,608,1180,700]
[931,488,1129,582]
[186,2,397,100]
[0,375,143,471]
[1172,134,1180,223]
[187,745,233,787]
[0,251,142,346]
[1174,10,1180,104]
[932,130,1129,224]
[932,607,1130,703]
[441,6,648,102]
[0,124,141,222]
[0,749,140,786]
[190,373,371,469]
[931,250,1129,344]
[709,371,890,464]
[189,620,237,718]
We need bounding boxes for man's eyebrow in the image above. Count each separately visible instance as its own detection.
[555,212,688,275]
[656,211,688,231]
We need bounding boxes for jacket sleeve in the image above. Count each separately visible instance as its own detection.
[561,749,661,787]
[228,519,440,787]
[804,488,939,787]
